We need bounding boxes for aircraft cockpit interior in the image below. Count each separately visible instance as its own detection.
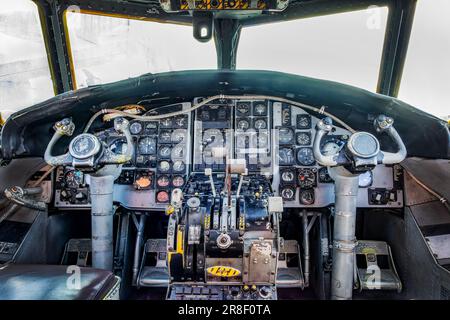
[0,0,449,303]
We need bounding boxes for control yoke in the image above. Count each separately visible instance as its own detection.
[44,117,134,169]
[313,114,406,171]
[312,114,406,300]
[44,117,134,271]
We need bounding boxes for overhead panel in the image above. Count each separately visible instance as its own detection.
[160,0,289,12]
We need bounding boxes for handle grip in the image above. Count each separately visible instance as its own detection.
[44,118,74,166]
[373,115,407,164]
[313,117,341,166]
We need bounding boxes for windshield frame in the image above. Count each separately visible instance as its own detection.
[31,0,415,99]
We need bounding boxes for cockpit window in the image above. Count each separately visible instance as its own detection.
[0,0,55,117]
[65,11,217,89]
[237,6,388,92]
[398,0,450,119]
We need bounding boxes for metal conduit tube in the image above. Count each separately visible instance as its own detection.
[89,175,115,270]
[301,211,310,288]
[132,214,147,285]
[329,167,360,300]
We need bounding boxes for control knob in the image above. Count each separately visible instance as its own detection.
[259,286,272,299]
[230,286,241,298]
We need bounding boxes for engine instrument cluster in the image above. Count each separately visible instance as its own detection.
[93,103,192,206]
[234,101,271,171]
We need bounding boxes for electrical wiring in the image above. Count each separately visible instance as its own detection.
[83,94,356,133]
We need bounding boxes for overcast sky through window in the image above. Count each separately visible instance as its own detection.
[398,0,450,119]
[238,7,388,92]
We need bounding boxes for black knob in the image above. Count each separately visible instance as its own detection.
[259,286,272,299]
[230,287,240,297]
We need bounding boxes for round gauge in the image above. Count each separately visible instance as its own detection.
[64,170,83,188]
[159,131,172,143]
[69,134,100,159]
[348,132,380,158]
[237,103,250,115]
[171,145,185,158]
[297,147,315,166]
[172,175,185,187]
[158,160,171,173]
[156,190,170,203]
[254,103,267,116]
[172,160,186,173]
[171,129,186,143]
[110,139,128,155]
[296,114,312,129]
[358,171,373,188]
[281,169,296,183]
[278,147,295,166]
[129,121,143,135]
[296,132,311,146]
[318,167,333,183]
[156,175,170,188]
[237,119,250,130]
[300,189,315,205]
[322,141,342,156]
[254,119,267,130]
[174,116,187,128]
[203,129,223,145]
[134,174,152,190]
[280,186,296,201]
[138,137,156,155]
[160,118,172,128]
[298,168,316,188]
[278,127,295,144]
[158,146,172,158]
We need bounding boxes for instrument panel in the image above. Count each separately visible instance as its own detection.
[53,98,403,210]
[92,102,192,207]
[193,98,233,172]
[234,100,271,172]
